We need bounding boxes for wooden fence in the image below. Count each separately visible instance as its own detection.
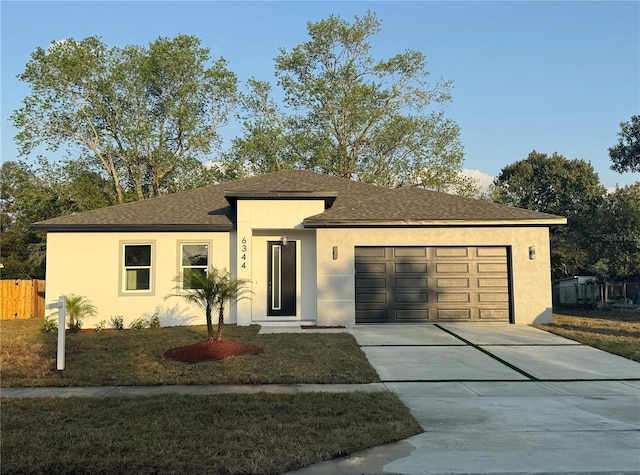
[0,280,46,320]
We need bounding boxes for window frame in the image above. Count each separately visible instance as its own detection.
[177,241,212,291]
[119,241,156,296]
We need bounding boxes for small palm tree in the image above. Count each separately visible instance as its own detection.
[65,294,98,329]
[167,267,252,341]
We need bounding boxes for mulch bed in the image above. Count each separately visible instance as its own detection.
[162,340,263,363]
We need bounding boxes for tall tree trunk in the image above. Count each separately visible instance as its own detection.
[216,306,224,341]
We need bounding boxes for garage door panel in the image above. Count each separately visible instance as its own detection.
[356,292,387,304]
[397,310,430,321]
[478,278,508,287]
[356,309,389,323]
[477,247,507,257]
[479,292,509,302]
[478,262,508,273]
[394,247,427,257]
[479,309,510,320]
[356,277,387,289]
[355,262,387,274]
[437,292,471,303]
[395,262,427,273]
[436,263,470,273]
[355,246,511,323]
[395,277,427,288]
[435,247,469,258]
[437,309,471,320]
[437,278,470,288]
[356,247,387,258]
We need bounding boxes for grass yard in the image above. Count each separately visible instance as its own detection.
[0,318,379,387]
[1,392,423,474]
[534,310,640,362]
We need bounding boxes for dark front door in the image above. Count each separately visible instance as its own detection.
[267,240,296,316]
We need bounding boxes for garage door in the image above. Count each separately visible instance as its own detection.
[355,246,511,323]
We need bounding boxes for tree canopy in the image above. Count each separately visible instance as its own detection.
[609,115,640,173]
[11,35,238,203]
[227,12,476,194]
[492,150,640,280]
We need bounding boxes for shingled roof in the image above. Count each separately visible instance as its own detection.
[31,170,566,232]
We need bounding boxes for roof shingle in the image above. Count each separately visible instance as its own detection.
[31,170,566,231]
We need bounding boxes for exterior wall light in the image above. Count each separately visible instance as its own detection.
[529,246,536,260]
[281,235,288,246]
[332,246,338,260]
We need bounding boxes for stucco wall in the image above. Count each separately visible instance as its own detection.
[234,200,325,325]
[315,226,553,325]
[45,232,230,329]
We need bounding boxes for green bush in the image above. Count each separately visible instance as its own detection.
[95,320,108,332]
[129,317,146,330]
[40,314,58,333]
[68,319,82,333]
[109,316,124,331]
[148,313,161,328]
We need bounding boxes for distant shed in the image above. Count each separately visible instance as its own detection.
[556,276,597,305]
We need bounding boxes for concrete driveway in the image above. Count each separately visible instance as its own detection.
[289,324,640,475]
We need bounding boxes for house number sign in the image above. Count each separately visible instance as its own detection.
[241,236,248,268]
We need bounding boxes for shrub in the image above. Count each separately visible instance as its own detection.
[95,320,108,332]
[148,312,161,328]
[40,314,58,333]
[68,319,82,333]
[110,316,124,331]
[129,317,147,330]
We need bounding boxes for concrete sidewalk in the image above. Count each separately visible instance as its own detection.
[288,324,640,474]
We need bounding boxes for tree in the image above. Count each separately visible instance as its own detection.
[492,151,606,279]
[590,183,640,280]
[167,267,252,341]
[12,35,238,203]
[228,12,474,193]
[609,115,640,173]
[0,159,115,279]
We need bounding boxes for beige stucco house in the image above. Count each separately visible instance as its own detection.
[32,170,566,329]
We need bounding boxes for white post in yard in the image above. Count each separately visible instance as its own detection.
[46,295,67,371]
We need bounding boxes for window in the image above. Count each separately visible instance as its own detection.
[181,243,209,289]
[123,244,152,292]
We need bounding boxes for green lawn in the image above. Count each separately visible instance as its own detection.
[534,311,640,362]
[0,318,379,387]
[1,392,422,474]
[0,318,422,474]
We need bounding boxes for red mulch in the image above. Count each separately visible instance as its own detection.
[162,340,263,363]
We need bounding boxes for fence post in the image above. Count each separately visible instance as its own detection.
[46,296,67,371]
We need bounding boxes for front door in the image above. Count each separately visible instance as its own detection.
[267,240,296,316]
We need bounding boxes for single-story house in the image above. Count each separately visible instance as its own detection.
[32,170,566,328]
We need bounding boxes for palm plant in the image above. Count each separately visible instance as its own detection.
[167,267,252,341]
[64,294,98,331]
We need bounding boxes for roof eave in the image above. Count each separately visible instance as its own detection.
[303,218,568,228]
[29,224,234,233]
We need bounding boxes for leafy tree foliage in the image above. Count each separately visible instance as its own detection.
[492,151,606,280]
[12,35,237,203]
[0,160,115,279]
[228,12,476,194]
[589,183,640,280]
[609,115,640,173]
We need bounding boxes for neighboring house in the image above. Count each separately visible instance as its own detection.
[32,170,566,328]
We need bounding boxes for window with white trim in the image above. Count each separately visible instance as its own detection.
[123,244,152,292]
[181,243,209,289]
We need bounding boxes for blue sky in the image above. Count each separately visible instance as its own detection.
[1,1,639,190]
